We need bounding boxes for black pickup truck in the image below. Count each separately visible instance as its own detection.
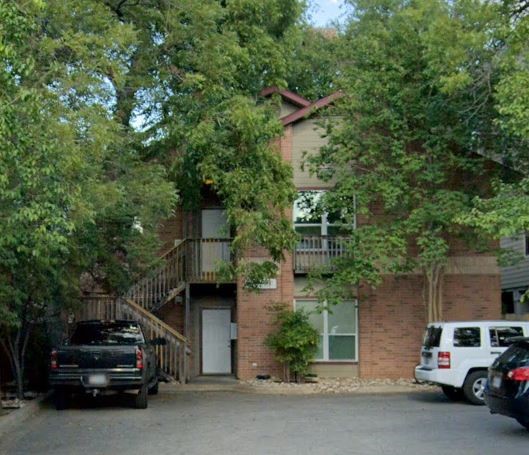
[49,320,164,410]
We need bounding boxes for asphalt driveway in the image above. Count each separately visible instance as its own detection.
[1,390,527,455]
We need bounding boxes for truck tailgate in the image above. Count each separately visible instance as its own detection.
[57,346,137,369]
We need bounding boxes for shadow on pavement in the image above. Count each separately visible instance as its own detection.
[44,391,146,411]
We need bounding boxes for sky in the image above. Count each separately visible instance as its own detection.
[309,0,348,27]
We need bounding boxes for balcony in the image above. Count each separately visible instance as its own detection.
[185,238,233,283]
[293,236,351,273]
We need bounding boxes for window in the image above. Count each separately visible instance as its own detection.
[489,327,524,347]
[70,322,145,345]
[501,291,515,315]
[423,326,442,348]
[453,327,481,347]
[525,234,529,256]
[295,300,358,361]
[293,191,350,252]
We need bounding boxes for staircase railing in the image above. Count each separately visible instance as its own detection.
[79,296,188,383]
[126,240,186,311]
[120,298,187,382]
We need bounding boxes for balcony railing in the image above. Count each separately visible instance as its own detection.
[293,236,351,273]
[185,238,232,282]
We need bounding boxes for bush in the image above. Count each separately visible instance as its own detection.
[266,304,319,382]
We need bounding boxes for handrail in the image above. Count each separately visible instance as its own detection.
[124,298,187,343]
[293,235,351,272]
[186,238,232,282]
[126,240,187,311]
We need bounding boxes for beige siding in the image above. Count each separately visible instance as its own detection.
[309,363,359,378]
[501,236,529,290]
[280,101,298,118]
[292,119,333,189]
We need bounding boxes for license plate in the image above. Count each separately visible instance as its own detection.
[87,374,108,386]
[492,375,502,389]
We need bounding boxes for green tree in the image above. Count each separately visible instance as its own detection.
[307,0,522,321]
[0,0,176,398]
[97,0,305,283]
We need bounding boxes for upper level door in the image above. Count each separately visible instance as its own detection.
[201,209,228,239]
[201,209,229,274]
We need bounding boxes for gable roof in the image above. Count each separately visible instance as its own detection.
[260,87,343,126]
[279,91,343,126]
[260,87,311,108]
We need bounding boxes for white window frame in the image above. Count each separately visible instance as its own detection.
[294,191,343,253]
[294,299,359,362]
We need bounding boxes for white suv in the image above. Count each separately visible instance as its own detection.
[415,320,529,404]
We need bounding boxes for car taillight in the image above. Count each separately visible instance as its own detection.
[50,350,58,369]
[438,351,451,369]
[507,367,529,381]
[136,347,144,369]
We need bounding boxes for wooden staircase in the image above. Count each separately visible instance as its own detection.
[80,240,190,383]
[79,238,232,383]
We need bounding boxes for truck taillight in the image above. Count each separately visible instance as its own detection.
[50,350,58,369]
[507,367,529,381]
[438,351,451,369]
[136,347,144,369]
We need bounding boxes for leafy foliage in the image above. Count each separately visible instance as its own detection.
[306,0,524,320]
[266,304,319,381]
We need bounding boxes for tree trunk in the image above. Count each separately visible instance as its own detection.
[3,324,32,400]
[424,264,445,323]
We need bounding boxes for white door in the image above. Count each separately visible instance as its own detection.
[202,309,231,374]
[201,209,229,273]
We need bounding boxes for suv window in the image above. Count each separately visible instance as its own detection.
[423,326,442,348]
[489,326,524,347]
[453,327,481,347]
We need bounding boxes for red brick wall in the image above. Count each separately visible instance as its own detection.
[358,273,501,379]
[158,301,185,334]
[158,208,184,253]
[236,125,294,380]
[236,253,294,380]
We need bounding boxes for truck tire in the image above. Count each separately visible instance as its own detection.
[134,385,148,409]
[148,379,159,395]
[463,370,487,405]
[441,385,463,401]
[55,389,69,411]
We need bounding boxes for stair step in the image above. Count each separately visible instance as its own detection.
[151,283,186,313]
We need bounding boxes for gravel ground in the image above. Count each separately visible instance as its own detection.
[241,377,438,394]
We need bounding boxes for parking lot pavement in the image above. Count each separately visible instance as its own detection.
[1,390,528,455]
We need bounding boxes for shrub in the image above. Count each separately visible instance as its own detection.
[266,304,319,382]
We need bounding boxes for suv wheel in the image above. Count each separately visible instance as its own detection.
[463,370,487,405]
[441,385,463,401]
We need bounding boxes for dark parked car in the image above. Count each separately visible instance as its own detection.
[49,320,164,410]
[484,337,529,430]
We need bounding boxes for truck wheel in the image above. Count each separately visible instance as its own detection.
[134,385,148,409]
[55,389,69,411]
[463,370,487,405]
[148,379,159,395]
[441,385,463,401]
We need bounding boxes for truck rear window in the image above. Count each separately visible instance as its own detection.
[70,322,145,345]
[423,326,442,348]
